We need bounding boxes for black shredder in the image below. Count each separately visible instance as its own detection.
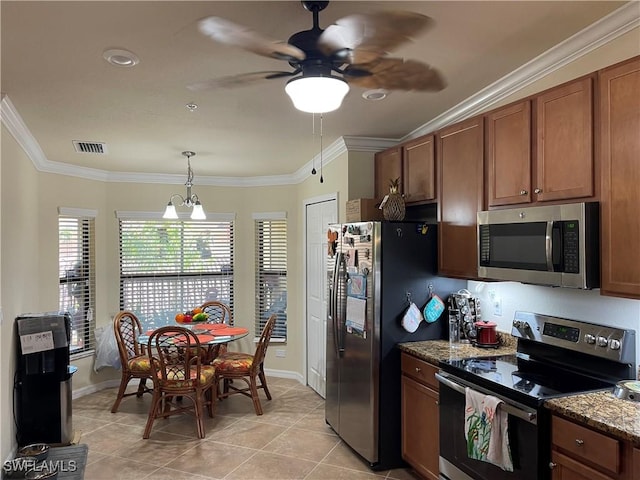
[15,313,74,446]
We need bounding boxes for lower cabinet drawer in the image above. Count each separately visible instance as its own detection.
[401,352,439,390]
[552,416,620,474]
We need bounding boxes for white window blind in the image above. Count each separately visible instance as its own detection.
[254,215,287,340]
[58,214,96,355]
[119,218,234,330]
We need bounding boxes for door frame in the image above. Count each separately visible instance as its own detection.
[302,192,338,388]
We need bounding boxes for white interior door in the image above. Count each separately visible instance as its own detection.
[305,198,337,397]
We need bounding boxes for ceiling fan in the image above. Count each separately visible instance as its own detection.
[189,1,446,113]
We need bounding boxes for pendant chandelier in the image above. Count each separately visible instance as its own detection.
[162,151,206,220]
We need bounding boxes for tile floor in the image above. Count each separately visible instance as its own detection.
[74,377,422,480]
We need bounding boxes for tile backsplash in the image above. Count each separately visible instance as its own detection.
[467,280,640,372]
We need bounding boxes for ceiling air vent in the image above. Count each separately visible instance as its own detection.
[72,141,108,154]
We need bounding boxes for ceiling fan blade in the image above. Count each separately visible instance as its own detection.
[344,58,446,92]
[319,11,434,64]
[187,71,295,91]
[198,16,306,62]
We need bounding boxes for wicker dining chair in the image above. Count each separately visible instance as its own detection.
[143,326,216,439]
[200,300,233,360]
[111,311,153,413]
[211,314,277,415]
[200,301,232,325]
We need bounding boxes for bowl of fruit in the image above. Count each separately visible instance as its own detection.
[175,308,209,324]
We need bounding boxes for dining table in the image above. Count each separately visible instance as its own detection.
[138,322,249,363]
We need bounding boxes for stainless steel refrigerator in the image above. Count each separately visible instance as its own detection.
[325,221,464,470]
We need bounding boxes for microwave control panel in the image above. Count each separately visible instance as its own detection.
[562,220,580,273]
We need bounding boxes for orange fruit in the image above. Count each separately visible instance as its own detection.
[192,307,203,314]
[175,313,185,323]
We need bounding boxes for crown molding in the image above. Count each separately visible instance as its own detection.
[406,2,640,140]
[2,2,637,187]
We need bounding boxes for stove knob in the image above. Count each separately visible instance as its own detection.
[584,334,596,344]
[597,336,609,347]
[609,338,621,350]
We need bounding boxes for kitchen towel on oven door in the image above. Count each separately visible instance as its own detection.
[464,387,513,471]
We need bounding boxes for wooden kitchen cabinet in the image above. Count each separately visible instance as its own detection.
[486,100,532,206]
[550,415,634,480]
[486,76,595,207]
[402,134,436,204]
[401,353,440,480]
[374,146,402,201]
[437,116,484,279]
[534,75,595,202]
[598,56,640,300]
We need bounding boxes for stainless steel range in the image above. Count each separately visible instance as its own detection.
[436,311,636,480]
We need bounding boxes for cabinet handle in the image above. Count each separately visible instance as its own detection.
[534,188,542,194]
[415,367,421,373]
[575,439,584,447]
[520,189,528,195]
[549,462,557,470]
[435,400,439,406]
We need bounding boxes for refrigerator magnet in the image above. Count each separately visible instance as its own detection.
[347,274,366,298]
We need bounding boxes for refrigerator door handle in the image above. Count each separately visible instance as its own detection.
[337,253,347,356]
[330,252,343,357]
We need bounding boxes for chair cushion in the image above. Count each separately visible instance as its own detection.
[212,352,253,373]
[128,355,151,373]
[158,365,216,388]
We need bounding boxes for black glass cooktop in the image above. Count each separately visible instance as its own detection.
[439,353,614,406]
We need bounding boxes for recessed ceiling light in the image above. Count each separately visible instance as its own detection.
[102,48,140,67]
[362,89,389,101]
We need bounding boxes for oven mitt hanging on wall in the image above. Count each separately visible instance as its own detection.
[423,294,445,323]
[402,301,423,333]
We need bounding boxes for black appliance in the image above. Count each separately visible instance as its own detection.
[477,202,599,289]
[325,221,465,470]
[15,312,75,446]
[437,311,635,480]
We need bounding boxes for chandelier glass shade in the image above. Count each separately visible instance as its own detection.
[285,76,349,113]
[163,151,206,220]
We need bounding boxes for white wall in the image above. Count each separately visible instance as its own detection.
[469,280,640,371]
[1,126,40,459]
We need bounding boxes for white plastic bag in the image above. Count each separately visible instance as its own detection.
[94,325,121,372]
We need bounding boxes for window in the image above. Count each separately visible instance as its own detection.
[58,208,96,356]
[118,213,234,329]
[254,213,287,340]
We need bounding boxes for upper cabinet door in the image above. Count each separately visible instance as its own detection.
[437,116,484,279]
[374,146,402,201]
[486,101,532,206]
[534,76,595,202]
[403,135,436,204]
[599,57,640,299]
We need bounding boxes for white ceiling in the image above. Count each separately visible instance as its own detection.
[0,1,634,185]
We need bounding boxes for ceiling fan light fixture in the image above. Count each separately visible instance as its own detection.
[285,76,349,113]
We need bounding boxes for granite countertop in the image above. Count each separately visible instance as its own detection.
[545,391,640,445]
[397,333,517,365]
[399,336,640,445]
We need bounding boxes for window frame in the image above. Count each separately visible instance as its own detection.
[254,212,287,342]
[116,211,235,330]
[58,207,97,358]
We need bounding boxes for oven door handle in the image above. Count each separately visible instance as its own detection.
[435,372,538,425]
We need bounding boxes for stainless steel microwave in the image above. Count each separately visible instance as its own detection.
[477,202,599,289]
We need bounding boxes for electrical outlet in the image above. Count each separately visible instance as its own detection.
[275,349,286,358]
[488,290,502,316]
[493,297,502,316]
